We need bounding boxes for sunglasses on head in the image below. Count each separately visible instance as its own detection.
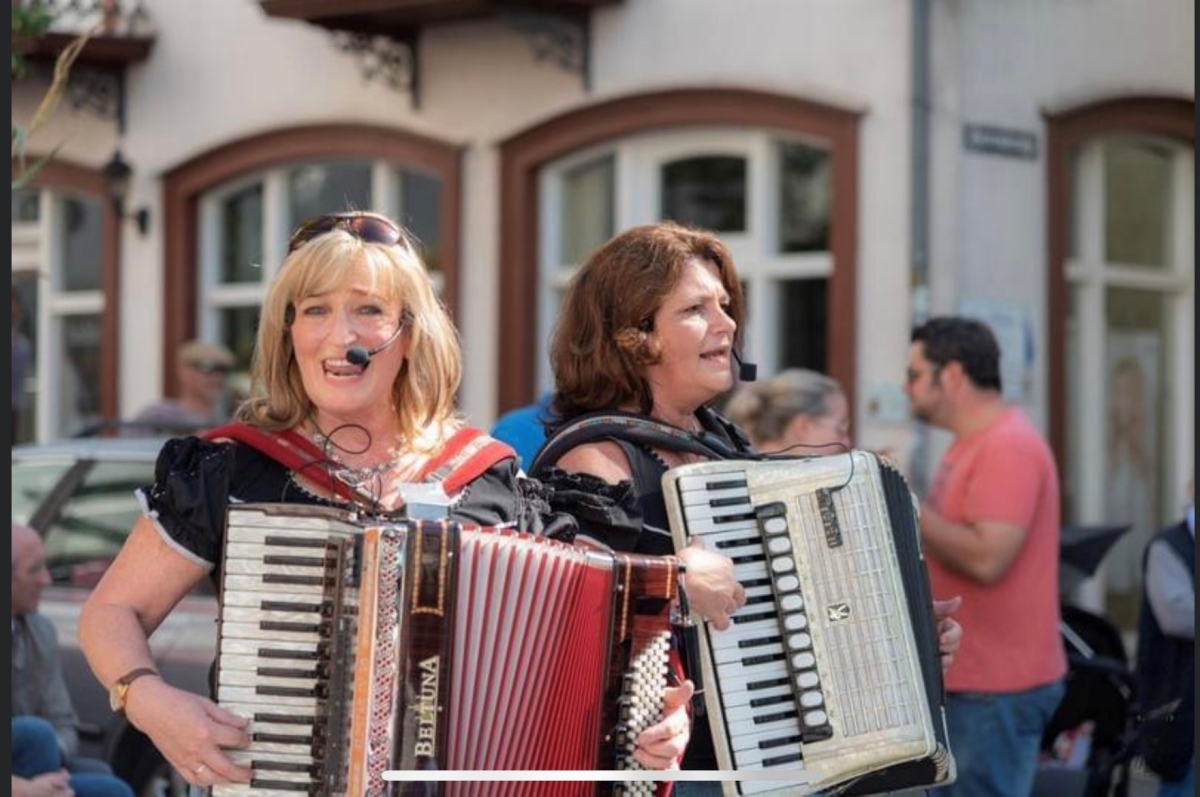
[286,212,413,255]
[190,360,231,375]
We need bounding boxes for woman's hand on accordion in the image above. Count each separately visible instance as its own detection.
[633,679,696,770]
[677,539,747,631]
[126,678,252,787]
[933,595,964,672]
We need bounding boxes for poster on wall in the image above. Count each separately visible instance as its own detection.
[1103,330,1161,593]
[957,298,1034,404]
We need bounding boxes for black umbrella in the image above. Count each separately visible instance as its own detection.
[1059,523,1132,591]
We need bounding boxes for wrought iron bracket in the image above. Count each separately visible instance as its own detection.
[64,65,126,129]
[329,30,421,108]
[503,9,592,91]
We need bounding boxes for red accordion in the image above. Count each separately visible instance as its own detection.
[211,504,680,797]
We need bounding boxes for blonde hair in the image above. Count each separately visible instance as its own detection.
[236,229,462,452]
[725,369,843,447]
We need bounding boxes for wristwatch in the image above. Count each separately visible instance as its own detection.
[108,667,159,714]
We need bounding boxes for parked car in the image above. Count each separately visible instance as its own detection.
[12,437,218,797]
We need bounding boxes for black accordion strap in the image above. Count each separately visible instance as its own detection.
[528,409,760,478]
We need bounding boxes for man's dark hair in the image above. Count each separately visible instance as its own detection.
[911,316,1003,392]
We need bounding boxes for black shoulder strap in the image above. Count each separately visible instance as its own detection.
[527,409,759,479]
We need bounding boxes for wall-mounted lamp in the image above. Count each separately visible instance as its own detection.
[102,148,151,236]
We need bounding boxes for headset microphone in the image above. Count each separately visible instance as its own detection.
[732,348,758,382]
[346,325,406,368]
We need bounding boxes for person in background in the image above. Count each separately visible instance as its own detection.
[491,391,552,470]
[127,339,235,436]
[12,522,134,797]
[1136,478,1194,797]
[905,316,1066,797]
[78,212,689,791]
[724,368,851,454]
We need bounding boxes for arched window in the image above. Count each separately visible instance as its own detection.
[10,160,119,441]
[1047,97,1194,625]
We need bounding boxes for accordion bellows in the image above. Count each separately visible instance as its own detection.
[211,505,678,796]
[663,452,956,796]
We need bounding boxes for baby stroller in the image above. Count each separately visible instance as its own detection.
[1034,524,1141,797]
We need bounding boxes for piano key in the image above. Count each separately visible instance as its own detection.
[223,559,334,583]
[709,622,783,649]
[732,562,769,582]
[679,502,757,522]
[682,516,761,536]
[216,654,323,676]
[723,702,798,724]
[217,703,317,727]
[719,682,795,708]
[221,591,327,611]
[732,741,804,768]
[680,485,749,505]
[216,685,319,708]
[223,542,337,564]
[219,637,321,660]
[699,527,765,548]
[713,658,788,686]
[222,606,326,628]
[728,715,803,748]
[220,574,326,596]
[712,641,784,665]
[675,473,748,493]
[219,621,322,645]
[218,668,319,691]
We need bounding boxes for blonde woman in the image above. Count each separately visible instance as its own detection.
[79,212,688,788]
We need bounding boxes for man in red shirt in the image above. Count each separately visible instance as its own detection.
[905,317,1067,797]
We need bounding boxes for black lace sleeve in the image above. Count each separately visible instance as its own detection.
[449,460,580,542]
[138,436,236,567]
[532,467,646,552]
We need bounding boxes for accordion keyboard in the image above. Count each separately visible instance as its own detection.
[213,512,361,796]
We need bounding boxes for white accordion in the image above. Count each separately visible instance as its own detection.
[663,451,955,796]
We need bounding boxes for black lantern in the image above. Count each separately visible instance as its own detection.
[102,148,150,235]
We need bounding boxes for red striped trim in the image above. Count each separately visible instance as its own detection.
[419,427,516,493]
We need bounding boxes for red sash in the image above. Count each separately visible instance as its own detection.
[202,423,515,506]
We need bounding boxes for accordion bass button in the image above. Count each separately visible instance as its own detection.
[780,594,804,612]
[767,536,792,553]
[783,613,808,631]
[788,633,812,650]
[792,651,816,669]
[800,690,825,708]
[771,557,795,574]
[764,517,789,534]
[776,575,800,592]
[796,671,820,689]
[804,709,829,727]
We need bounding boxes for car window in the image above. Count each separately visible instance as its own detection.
[12,459,74,526]
[41,459,152,585]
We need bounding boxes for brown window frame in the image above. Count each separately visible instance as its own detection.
[1044,96,1194,474]
[10,157,121,425]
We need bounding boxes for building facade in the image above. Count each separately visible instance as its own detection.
[11,0,1193,622]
